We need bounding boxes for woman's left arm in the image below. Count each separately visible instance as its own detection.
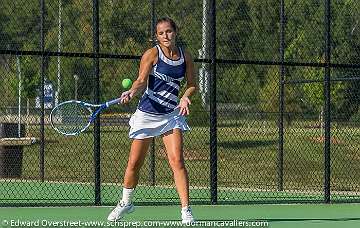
[178,51,197,115]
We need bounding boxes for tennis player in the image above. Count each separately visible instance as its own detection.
[107,17,197,224]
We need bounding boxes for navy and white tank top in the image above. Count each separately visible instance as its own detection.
[138,45,186,115]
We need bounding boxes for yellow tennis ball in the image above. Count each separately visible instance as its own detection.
[122,78,132,89]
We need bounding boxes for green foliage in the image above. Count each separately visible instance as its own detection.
[217,0,251,59]
[1,0,40,50]
[0,60,17,107]
[186,91,209,127]
[101,0,150,55]
[20,57,40,99]
[259,66,302,115]
[218,65,260,105]
[301,66,346,115]
[259,66,279,113]
[0,0,360,122]
[349,108,360,123]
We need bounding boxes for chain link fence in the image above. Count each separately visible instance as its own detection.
[0,0,360,206]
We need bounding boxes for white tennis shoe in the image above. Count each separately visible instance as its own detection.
[181,206,195,224]
[107,201,135,222]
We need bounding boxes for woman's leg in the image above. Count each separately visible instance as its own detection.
[123,138,152,188]
[108,138,152,222]
[162,129,189,207]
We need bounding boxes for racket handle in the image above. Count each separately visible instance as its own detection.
[106,98,121,107]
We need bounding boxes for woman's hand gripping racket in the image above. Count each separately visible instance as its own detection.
[50,98,121,136]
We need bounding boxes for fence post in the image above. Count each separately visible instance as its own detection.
[277,0,285,192]
[149,0,156,186]
[324,0,331,203]
[209,0,217,205]
[40,0,45,182]
[93,0,101,206]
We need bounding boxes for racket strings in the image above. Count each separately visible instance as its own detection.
[51,102,92,135]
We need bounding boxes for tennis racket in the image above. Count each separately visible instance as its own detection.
[50,98,121,136]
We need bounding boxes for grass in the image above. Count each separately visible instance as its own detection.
[2,117,359,204]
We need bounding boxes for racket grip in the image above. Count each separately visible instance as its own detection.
[106,98,121,107]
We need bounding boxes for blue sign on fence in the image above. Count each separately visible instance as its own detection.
[35,81,54,109]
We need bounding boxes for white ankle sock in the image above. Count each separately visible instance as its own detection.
[121,187,134,205]
[182,206,190,211]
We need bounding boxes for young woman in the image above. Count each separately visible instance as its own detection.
[107,17,197,224]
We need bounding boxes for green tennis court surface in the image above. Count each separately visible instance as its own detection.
[0,204,359,228]
[1,180,359,205]
[0,180,335,205]
[1,181,360,227]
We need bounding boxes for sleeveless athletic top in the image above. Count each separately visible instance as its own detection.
[138,45,186,115]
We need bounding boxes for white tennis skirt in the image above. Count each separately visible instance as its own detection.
[128,109,190,139]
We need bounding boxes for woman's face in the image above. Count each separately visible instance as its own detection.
[156,21,176,48]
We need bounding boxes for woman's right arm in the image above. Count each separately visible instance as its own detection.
[120,47,157,103]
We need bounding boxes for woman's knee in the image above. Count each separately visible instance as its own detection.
[127,158,144,172]
[168,156,185,171]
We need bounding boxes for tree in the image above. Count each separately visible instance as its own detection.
[330,0,360,120]
[259,66,302,125]
[218,65,260,105]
